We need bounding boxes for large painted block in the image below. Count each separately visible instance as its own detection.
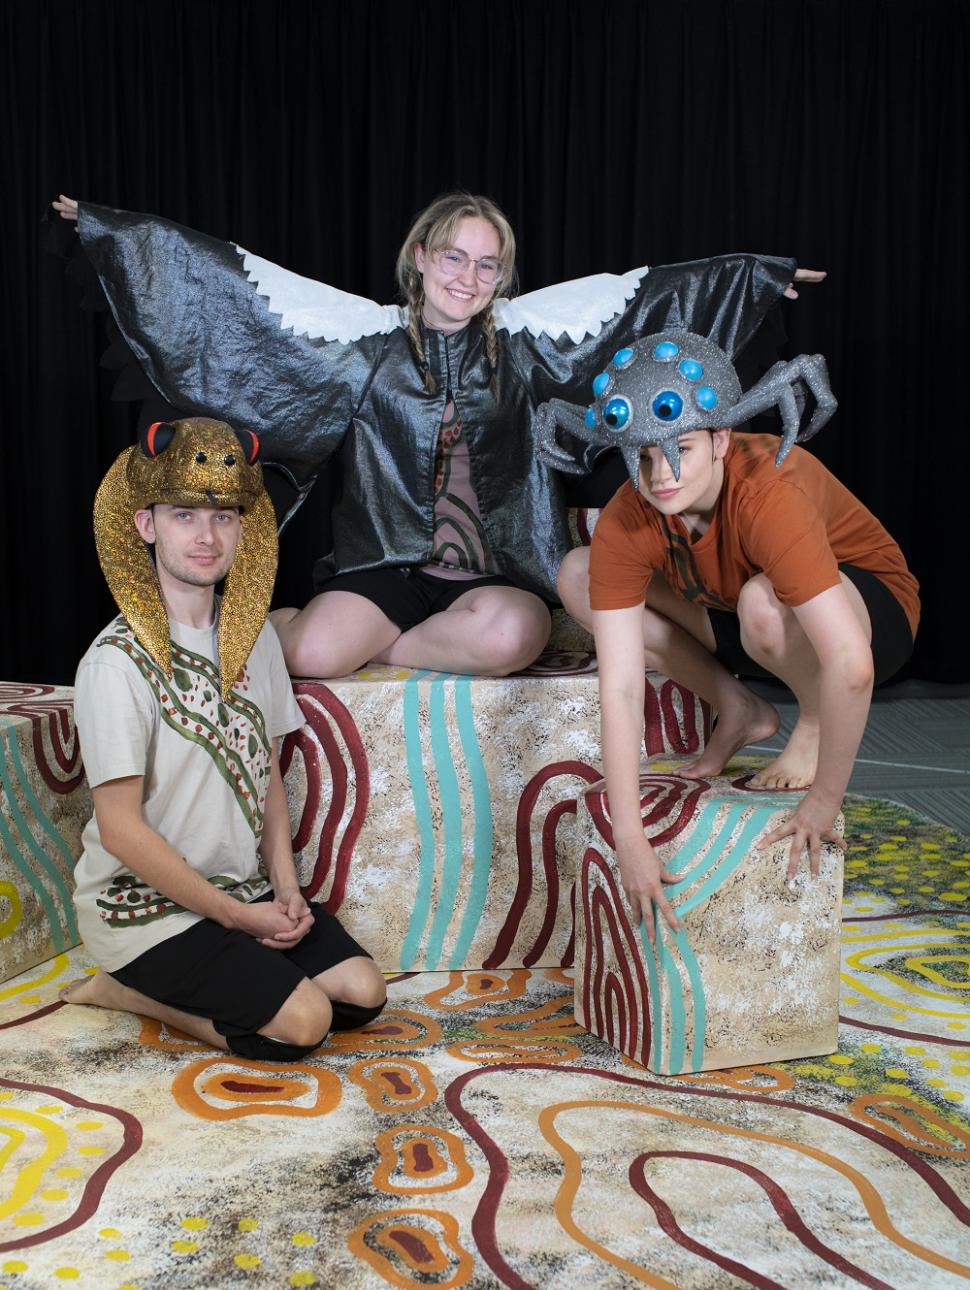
[575,769,843,1073]
[282,659,711,971]
[0,683,89,983]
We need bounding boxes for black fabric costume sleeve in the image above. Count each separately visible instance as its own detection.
[76,203,386,492]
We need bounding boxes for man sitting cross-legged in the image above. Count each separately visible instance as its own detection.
[63,417,386,1060]
[550,332,919,933]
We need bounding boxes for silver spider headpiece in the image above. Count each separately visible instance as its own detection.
[537,330,837,487]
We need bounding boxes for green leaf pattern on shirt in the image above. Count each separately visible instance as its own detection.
[97,621,271,836]
[95,872,270,927]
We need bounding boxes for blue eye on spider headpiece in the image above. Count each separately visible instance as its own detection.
[537,327,838,489]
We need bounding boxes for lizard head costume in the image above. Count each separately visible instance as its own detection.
[93,416,277,696]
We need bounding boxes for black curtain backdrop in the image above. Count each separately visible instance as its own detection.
[2,0,967,683]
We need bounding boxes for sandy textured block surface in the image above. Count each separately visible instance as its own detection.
[0,683,89,983]
[282,660,711,971]
[575,769,843,1073]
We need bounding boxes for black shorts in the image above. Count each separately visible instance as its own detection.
[708,564,914,687]
[312,566,520,633]
[110,897,370,1041]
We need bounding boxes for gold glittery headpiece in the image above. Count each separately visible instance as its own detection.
[93,417,278,697]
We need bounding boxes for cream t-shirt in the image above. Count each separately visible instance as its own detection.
[72,612,303,972]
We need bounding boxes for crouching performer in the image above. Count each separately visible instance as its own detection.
[63,417,386,1059]
[542,332,919,929]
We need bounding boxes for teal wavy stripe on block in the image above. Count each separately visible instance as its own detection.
[424,676,465,970]
[400,671,437,970]
[664,799,751,896]
[657,926,688,1073]
[0,724,77,951]
[3,721,80,890]
[449,676,492,968]
[643,799,747,1073]
[676,804,785,919]
[640,917,664,1070]
[646,799,794,1072]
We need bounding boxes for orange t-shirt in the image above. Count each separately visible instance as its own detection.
[588,434,920,638]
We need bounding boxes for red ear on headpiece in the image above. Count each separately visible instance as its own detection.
[234,428,260,464]
[140,422,177,457]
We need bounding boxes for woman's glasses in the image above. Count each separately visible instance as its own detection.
[433,248,503,285]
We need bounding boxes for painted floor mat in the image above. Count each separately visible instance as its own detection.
[1,797,968,1289]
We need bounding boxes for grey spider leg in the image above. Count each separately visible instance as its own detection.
[727,354,837,464]
[535,398,599,475]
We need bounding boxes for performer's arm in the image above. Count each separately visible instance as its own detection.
[499,252,802,416]
[91,774,304,944]
[593,603,682,945]
[255,742,314,947]
[758,583,870,876]
[51,194,385,491]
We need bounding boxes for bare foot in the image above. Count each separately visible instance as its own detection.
[59,969,127,1008]
[749,716,819,789]
[680,690,780,779]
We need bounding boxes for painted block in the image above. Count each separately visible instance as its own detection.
[575,769,843,1073]
[0,651,711,983]
[282,658,711,971]
[0,684,89,983]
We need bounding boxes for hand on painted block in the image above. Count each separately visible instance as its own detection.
[615,835,682,947]
[757,794,845,880]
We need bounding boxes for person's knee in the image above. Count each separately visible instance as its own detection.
[737,577,787,656]
[484,603,551,674]
[334,957,387,1010]
[264,984,333,1050]
[557,547,591,625]
[323,957,387,1032]
[283,628,350,681]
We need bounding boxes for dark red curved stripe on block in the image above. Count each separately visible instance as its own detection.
[0,1077,142,1252]
[522,798,574,967]
[660,680,710,755]
[630,1151,893,1289]
[281,728,322,853]
[586,775,707,851]
[581,848,650,1066]
[3,699,83,791]
[304,704,349,901]
[445,1060,970,1290]
[604,975,627,1051]
[289,685,369,909]
[485,760,599,969]
[0,684,56,699]
[643,680,710,757]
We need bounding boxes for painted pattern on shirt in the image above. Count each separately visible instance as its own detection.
[660,516,734,612]
[428,401,498,575]
[93,621,274,927]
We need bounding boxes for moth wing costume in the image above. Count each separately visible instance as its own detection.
[69,203,797,598]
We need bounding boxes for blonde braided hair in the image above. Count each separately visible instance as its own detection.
[395,192,517,397]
